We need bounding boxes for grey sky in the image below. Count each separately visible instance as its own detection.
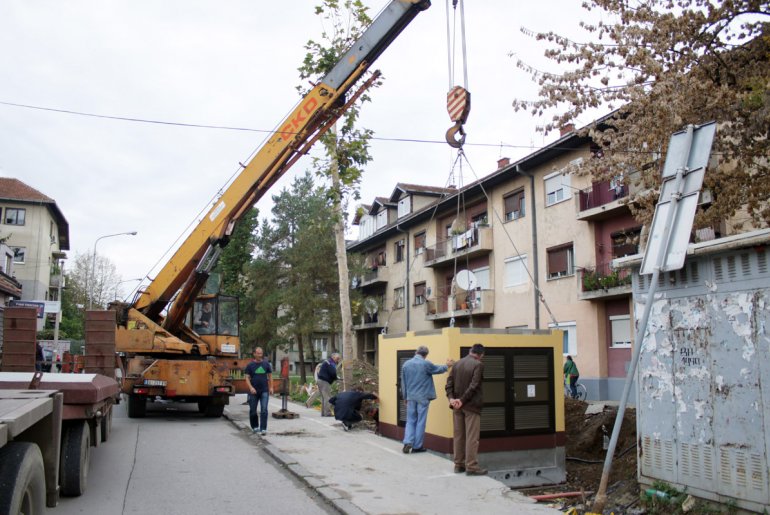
[0,1,598,298]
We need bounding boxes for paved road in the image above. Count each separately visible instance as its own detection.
[47,397,335,515]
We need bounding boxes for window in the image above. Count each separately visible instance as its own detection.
[611,228,641,258]
[544,172,572,206]
[397,196,411,218]
[313,337,328,353]
[547,244,574,279]
[376,210,388,230]
[473,266,490,289]
[3,253,11,273]
[610,315,632,347]
[413,282,426,305]
[471,211,488,227]
[504,189,525,221]
[414,231,426,255]
[12,247,26,264]
[4,208,26,225]
[393,287,405,309]
[394,239,405,263]
[504,255,528,287]
[359,215,375,240]
[549,321,577,355]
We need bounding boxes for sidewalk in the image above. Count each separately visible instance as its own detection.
[224,394,560,515]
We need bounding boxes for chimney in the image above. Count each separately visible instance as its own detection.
[559,123,575,137]
[497,157,510,169]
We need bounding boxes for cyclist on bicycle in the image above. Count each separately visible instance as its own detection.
[563,355,580,399]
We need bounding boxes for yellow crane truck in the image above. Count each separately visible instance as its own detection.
[108,0,431,418]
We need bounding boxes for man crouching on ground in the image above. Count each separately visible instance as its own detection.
[329,388,378,431]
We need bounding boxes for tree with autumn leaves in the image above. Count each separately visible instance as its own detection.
[515,0,769,231]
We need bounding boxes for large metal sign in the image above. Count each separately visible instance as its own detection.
[640,122,716,275]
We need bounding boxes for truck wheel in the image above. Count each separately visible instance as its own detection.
[127,394,146,418]
[0,442,46,515]
[100,406,113,442]
[60,420,91,496]
[203,403,225,418]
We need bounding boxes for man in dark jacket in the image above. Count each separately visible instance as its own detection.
[445,343,486,476]
[317,353,341,416]
[329,389,378,431]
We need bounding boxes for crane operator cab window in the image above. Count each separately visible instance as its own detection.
[193,301,215,334]
[191,296,239,336]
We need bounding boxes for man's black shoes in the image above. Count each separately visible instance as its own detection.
[411,447,427,453]
[402,444,412,454]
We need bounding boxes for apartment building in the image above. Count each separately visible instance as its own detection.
[0,178,69,304]
[348,127,645,401]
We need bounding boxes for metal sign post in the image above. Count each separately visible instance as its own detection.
[592,122,716,513]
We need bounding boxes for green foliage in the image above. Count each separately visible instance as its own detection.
[215,207,258,300]
[298,0,376,202]
[241,173,339,362]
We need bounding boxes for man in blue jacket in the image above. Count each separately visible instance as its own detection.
[400,345,454,454]
[317,353,341,417]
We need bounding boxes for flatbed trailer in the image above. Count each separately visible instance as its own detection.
[0,372,119,514]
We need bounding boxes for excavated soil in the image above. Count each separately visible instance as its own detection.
[519,398,640,514]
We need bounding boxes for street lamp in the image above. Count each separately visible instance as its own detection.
[89,231,138,309]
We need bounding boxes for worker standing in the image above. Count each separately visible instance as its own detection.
[317,353,341,417]
[245,347,274,435]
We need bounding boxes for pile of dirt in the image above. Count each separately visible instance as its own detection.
[521,398,640,514]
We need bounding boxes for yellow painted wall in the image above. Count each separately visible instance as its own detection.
[378,328,565,440]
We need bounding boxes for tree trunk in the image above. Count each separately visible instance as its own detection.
[297,333,307,384]
[330,126,356,389]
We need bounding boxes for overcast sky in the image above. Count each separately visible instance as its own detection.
[0,1,603,300]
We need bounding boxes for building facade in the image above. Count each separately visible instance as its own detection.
[348,127,655,401]
[0,178,69,305]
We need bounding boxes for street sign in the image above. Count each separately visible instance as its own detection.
[640,122,716,275]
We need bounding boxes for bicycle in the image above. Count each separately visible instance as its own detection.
[564,378,587,401]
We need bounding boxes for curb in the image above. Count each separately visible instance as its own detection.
[224,408,367,515]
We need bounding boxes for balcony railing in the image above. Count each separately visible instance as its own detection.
[353,266,389,289]
[353,309,389,330]
[425,289,494,320]
[578,262,632,300]
[424,225,493,267]
[579,180,628,211]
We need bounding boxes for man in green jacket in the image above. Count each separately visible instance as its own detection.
[564,355,580,399]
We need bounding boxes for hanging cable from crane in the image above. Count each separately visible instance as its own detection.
[445,0,470,149]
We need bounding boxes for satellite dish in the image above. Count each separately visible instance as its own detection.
[455,270,477,291]
[364,298,379,315]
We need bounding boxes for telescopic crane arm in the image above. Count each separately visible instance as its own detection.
[130,0,431,332]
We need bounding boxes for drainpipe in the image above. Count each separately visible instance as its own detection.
[518,165,541,329]
[396,224,410,331]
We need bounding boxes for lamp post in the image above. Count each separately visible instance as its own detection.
[89,231,138,309]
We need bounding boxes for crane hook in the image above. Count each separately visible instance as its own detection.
[446,85,470,149]
[446,122,466,148]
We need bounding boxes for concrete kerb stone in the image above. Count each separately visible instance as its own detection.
[224,408,353,514]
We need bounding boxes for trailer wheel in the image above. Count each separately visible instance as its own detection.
[0,442,46,515]
[100,406,113,442]
[60,420,91,496]
[127,394,146,418]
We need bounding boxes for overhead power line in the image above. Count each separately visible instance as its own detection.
[0,98,663,155]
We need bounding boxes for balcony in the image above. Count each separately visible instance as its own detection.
[578,262,632,301]
[424,225,493,267]
[353,266,389,289]
[576,181,630,222]
[425,289,494,320]
[353,309,389,330]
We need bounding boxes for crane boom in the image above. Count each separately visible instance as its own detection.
[134,0,430,324]
[112,0,431,418]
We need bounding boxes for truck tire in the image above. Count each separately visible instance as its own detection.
[198,398,225,418]
[100,406,113,442]
[60,420,91,496]
[0,442,46,515]
[127,394,146,418]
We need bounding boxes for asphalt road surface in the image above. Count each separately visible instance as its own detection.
[46,397,336,515]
